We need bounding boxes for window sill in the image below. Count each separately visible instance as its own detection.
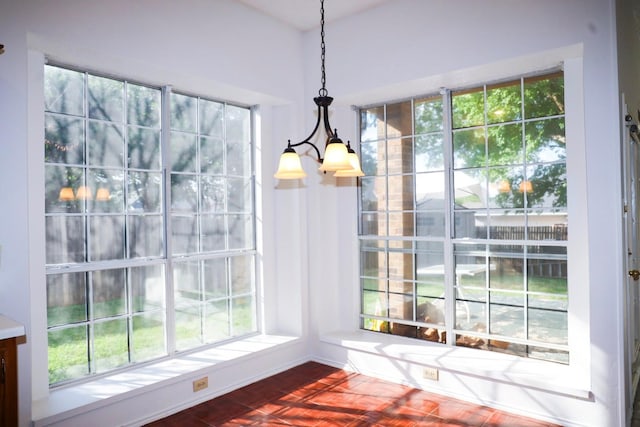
[32,334,300,427]
[319,330,591,400]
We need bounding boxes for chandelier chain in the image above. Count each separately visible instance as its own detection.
[319,0,328,97]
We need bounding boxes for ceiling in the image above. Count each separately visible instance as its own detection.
[234,0,391,31]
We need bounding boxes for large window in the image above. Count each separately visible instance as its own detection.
[359,71,567,363]
[44,64,256,386]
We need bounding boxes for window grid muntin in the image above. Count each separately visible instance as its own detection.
[358,71,567,362]
[44,64,257,387]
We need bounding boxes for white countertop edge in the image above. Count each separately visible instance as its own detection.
[0,315,26,340]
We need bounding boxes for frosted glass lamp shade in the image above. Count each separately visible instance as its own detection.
[58,187,75,201]
[519,180,533,193]
[334,149,365,177]
[318,141,351,172]
[274,148,307,179]
[75,185,93,200]
[95,187,111,201]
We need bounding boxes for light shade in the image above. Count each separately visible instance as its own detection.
[75,185,93,200]
[274,148,307,179]
[58,187,75,201]
[95,187,111,201]
[318,141,351,172]
[519,180,533,193]
[497,180,511,193]
[334,148,365,177]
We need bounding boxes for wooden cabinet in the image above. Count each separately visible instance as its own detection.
[0,337,18,427]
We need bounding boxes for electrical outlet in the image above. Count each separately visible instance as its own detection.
[422,367,439,381]
[193,376,208,392]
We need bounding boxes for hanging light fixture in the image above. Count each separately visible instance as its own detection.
[274,0,364,180]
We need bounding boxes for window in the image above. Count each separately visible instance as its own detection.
[359,71,567,363]
[44,64,256,386]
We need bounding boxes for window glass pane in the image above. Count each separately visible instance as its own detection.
[488,210,526,239]
[45,115,85,165]
[416,171,445,204]
[92,268,126,319]
[88,169,124,213]
[127,84,160,127]
[388,211,414,237]
[199,99,224,137]
[201,176,225,212]
[487,123,522,167]
[416,211,445,237]
[486,80,521,124]
[228,177,251,212]
[48,326,88,384]
[360,176,384,212]
[489,245,524,291]
[175,305,202,351]
[454,169,485,209]
[386,101,412,138]
[525,163,566,209]
[200,136,224,174]
[88,122,125,168]
[489,293,524,339]
[174,260,201,305]
[172,174,198,213]
[171,215,198,254]
[171,132,197,172]
[229,214,253,250]
[231,255,254,295]
[387,175,413,211]
[415,134,444,172]
[47,272,87,327]
[45,165,83,214]
[88,75,124,122]
[525,118,566,163]
[127,127,161,170]
[130,264,165,313]
[128,215,163,258]
[128,171,162,213]
[454,210,482,239]
[201,214,225,251]
[227,140,251,176]
[524,72,564,119]
[89,216,125,261]
[132,312,166,362]
[205,300,229,342]
[226,105,251,143]
[94,318,129,372]
[171,93,197,133]
[452,87,484,129]
[360,140,385,176]
[45,66,84,116]
[203,258,227,299]
[387,138,413,174]
[232,295,256,335]
[415,96,443,134]
[46,216,85,264]
[360,106,385,142]
[488,167,524,209]
[453,128,485,169]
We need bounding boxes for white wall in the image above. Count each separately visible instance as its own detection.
[1,0,310,425]
[0,0,628,425]
[305,0,625,426]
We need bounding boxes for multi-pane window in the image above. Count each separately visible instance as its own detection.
[359,71,567,363]
[44,64,256,386]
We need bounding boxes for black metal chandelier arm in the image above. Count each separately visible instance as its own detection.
[287,140,323,163]
[321,105,335,141]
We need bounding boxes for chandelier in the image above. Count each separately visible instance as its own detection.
[274,0,364,180]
